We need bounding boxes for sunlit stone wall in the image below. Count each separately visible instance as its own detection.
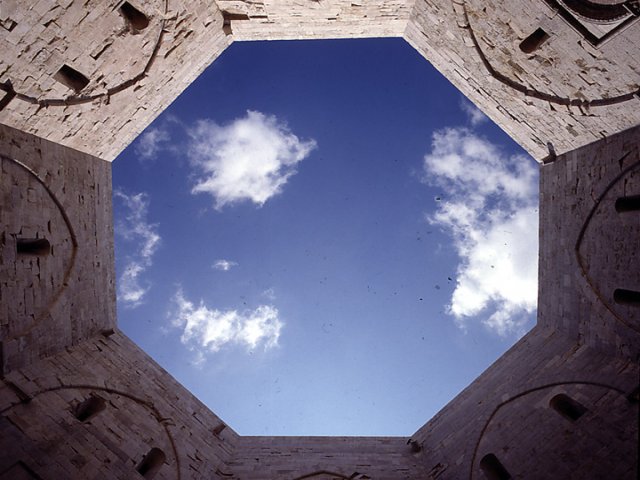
[0,0,230,160]
[216,0,412,40]
[405,0,640,159]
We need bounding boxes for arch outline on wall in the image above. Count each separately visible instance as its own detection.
[0,384,181,479]
[0,0,170,109]
[468,380,629,479]
[574,149,640,333]
[1,154,78,338]
[455,0,640,107]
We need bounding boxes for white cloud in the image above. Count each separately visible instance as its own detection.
[114,191,161,308]
[460,98,488,127]
[172,290,283,354]
[213,259,237,271]
[423,128,538,336]
[187,110,317,209]
[135,127,170,160]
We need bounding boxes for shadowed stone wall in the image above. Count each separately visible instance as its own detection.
[0,124,115,374]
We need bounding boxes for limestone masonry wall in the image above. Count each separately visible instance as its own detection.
[411,326,638,479]
[3,1,639,161]
[215,0,412,40]
[231,436,429,479]
[0,1,638,479]
[539,125,640,360]
[405,0,640,159]
[0,0,230,160]
[0,330,237,479]
[0,124,115,374]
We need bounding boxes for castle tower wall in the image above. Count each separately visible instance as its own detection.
[0,330,238,479]
[4,1,640,163]
[0,2,638,479]
[230,435,429,479]
[0,0,230,160]
[0,124,115,374]
[405,0,640,159]
[214,0,412,40]
[410,325,638,479]
[539,124,640,359]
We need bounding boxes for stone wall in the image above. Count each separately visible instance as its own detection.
[0,330,237,479]
[0,124,115,374]
[410,326,638,479]
[4,1,639,162]
[231,436,428,479]
[404,0,640,159]
[0,0,230,160]
[216,0,412,40]
[0,2,638,479]
[539,125,640,360]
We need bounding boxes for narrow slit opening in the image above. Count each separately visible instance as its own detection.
[615,195,640,212]
[479,453,511,480]
[519,28,550,53]
[549,393,587,421]
[613,288,640,306]
[74,395,107,422]
[54,65,90,93]
[119,2,150,31]
[16,238,50,256]
[137,448,166,479]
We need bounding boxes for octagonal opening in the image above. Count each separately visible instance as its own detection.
[112,38,539,436]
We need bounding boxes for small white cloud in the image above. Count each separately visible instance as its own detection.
[213,259,238,271]
[460,98,488,127]
[114,191,161,308]
[423,127,538,336]
[187,110,317,209]
[262,288,276,301]
[135,127,170,160]
[172,290,283,355]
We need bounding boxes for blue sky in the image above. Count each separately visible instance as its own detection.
[112,38,539,436]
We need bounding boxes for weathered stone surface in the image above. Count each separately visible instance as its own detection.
[0,331,237,479]
[0,0,230,160]
[0,1,638,479]
[404,0,640,159]
[0,124,115,374]
[539,125,640,359]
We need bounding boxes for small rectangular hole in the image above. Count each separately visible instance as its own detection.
[1,18,17,32]
[519,28,550,53]
[222,11,250,35]
[614,288,640,306]
[74,395,106,422]
[480,453,511,480]
[137,448,166,479]
[222,12,250,21]
[550,393,587,421]
[54,64,90,93]
[16,238,50,256]
[119,2,149,30]
[615,195,640,213]
[0,87,16,112]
